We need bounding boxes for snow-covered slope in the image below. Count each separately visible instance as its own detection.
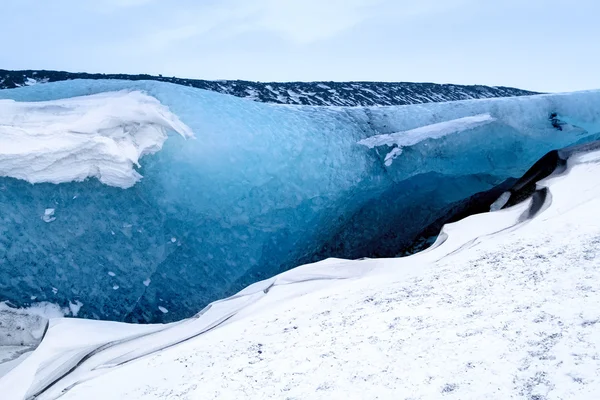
[2,142,600,399]
[0,69,538,106]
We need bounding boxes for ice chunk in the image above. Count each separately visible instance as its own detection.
[68,301,83,317]
[42,208,55,223]
[384,147,403,167]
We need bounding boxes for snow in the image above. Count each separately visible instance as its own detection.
[41,208,55,223]
[68,301,83,317]
[0,302,65,347]
[358,114,496,166]
[2,144,600,399]
[0,90,193,188]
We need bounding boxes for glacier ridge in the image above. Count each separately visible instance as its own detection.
[0,69,539,106]
[0,80,599,323]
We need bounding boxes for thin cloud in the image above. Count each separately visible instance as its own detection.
[105,0,156,7]
[128,0,386,50]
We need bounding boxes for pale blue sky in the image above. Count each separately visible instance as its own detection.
[2,0,599,92]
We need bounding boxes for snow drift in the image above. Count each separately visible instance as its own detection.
[0,91,192,188]
[0,81,599,324]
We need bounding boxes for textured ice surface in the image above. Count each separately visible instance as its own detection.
[0,80,599,323]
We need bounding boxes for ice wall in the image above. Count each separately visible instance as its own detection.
[0,80,599,322]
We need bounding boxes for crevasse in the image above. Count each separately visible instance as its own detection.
[0,80,599,322]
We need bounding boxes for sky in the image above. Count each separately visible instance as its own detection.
[1,0,599,92]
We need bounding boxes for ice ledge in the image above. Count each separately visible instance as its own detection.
[0,91,193,189]
[358,114,495,166]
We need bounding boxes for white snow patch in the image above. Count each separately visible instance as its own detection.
[143,279,151,287]
[68,301,83,317]
[383,146,402,167]
[359,114,495,165]
[0,91,193,188]
[107,271,116,277]
[158,306,168,314]
[42,208,55,223]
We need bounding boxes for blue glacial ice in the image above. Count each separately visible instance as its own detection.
[0,80,599,323]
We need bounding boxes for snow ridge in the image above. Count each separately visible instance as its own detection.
[358,114,495,166]
[0,90,193,188]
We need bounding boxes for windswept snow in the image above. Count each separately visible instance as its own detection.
[0,91,193,188]
[3,145,600,399]
[358,114,495,166]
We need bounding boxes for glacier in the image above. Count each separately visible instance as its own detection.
[0,80,599,323]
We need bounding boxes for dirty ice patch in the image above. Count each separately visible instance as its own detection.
[0,91,193,188]
[0,302,67,347]
[358,114,495,166]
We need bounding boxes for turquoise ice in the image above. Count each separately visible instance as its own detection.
[0,80,598,322]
